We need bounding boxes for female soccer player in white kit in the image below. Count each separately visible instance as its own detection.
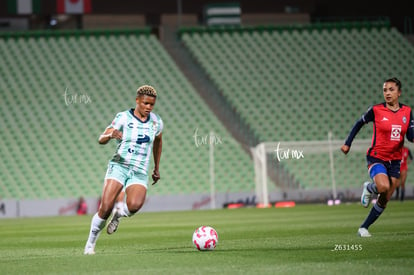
[84,85,163,255]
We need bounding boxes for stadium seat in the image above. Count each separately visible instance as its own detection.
[180,22,414,189]
[0,29,255,199]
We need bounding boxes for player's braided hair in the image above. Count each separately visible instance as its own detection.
[136,85,157,97]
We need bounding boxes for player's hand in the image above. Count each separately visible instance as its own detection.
[99,129,123,144]
[341,144,350,155]
[111,129,123,140]
[152,169,160,185]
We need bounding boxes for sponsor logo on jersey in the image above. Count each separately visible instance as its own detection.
[136,134,150,144]
[128,148,148,156]
[391,125,402,141]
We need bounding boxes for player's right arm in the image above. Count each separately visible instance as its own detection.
[98,112,124,144]
[341,106,374,154]
[98,128,123,144]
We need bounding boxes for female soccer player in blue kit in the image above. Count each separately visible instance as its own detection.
[84,85,163,254]
[341,77,414,237]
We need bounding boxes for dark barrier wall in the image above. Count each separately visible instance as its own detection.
[0,0,412,33]
[1,0,412,16]
[0,0,315,15]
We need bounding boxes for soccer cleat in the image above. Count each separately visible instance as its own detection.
[84,242,95,255]
[106,213,120,235]
[361,181,373,208]
[357,227,371,237]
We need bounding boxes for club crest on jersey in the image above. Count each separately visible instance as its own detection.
[391,125,402,141]
[402,116,407,124]
[152,121,158,131]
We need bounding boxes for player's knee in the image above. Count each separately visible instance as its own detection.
[375,180,390,193]
[127,200,144,214]
[98,203,113,219]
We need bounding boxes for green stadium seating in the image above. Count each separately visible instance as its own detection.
[0,30,255,199]
[180,22,414,189]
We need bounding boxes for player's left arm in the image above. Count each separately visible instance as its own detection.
[152,133,162,185]
[406,110,414,142]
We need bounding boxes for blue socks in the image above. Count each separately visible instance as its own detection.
[366,182,378,194]
[361,202,384,229]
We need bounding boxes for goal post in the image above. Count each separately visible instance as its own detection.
[250,136,374,206]
[250,142,269,206]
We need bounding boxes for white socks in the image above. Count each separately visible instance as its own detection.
[116,202,132,218]
[111,201,124,216]
[86,213,106,246]
[85,203,133,250]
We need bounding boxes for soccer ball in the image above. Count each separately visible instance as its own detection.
[192,226,218,251]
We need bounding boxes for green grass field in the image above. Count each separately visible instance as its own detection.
[1,201,413,274]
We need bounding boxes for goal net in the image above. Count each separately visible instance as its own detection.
[250,135,375,206]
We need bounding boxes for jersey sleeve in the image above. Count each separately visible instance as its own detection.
[344,106,374,147]
[361,106,375,123]
[156,116,163,136]
[107,112,125,131]
[405,110,414,142]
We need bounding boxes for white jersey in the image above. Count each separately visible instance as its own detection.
[107,109,163,174]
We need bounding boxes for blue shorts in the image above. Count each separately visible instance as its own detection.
[105,162,148,189]
[367,156,401,179]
